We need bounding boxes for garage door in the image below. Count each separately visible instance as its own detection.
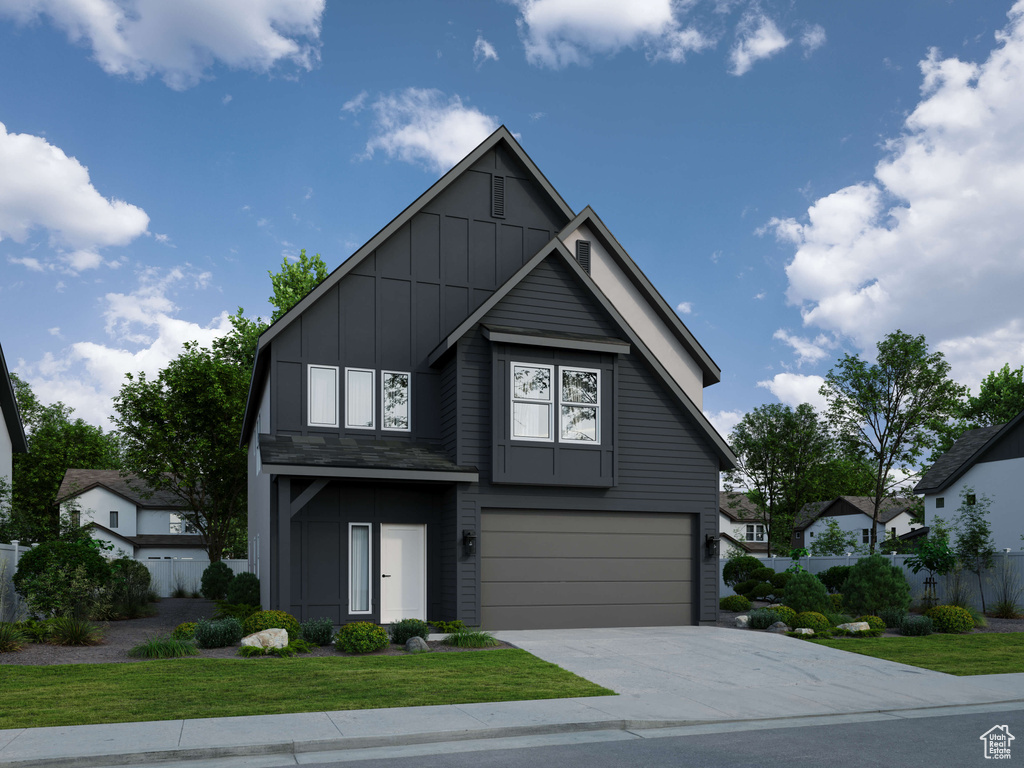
[481,510,694,630]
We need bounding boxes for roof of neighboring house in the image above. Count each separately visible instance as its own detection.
[85,522,204,551]
[720,531,769,555]
[258,434,480,482]
[719,492,763,522]
[57,469,188,509]
[914,411,1024,494]
[898,525,930,542]
[0,341,27,454]
[793,496,912,531]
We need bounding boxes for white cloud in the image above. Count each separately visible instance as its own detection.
[706,409,744,437]
[0,0,324,90]
[222,94,233,104]
[8,256,45,272]
[341,91,368,115]
[757,373,828,411]
[18,266,232,427]
[361,89,499,173]
[729,10,789,76]
[800,23,826,57]
[676,301,693,315]
[474,34,499,65]
[0,122,149,271]
[770,3,1024,390]
[772,329,833,366]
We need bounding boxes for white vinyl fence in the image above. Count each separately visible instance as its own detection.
[719,551,1024,613]
[0,541,28,622]
[143,559,249,598]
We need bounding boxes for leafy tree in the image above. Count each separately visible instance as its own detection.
[1,375,120,544]
[820,330,966,552]
[963,364,1024,427]
[841,554,912,616]
[952,485,996,612]
[112,343,248,561]
[808,519,863,557]
[905,537,957,608]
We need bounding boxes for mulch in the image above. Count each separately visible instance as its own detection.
[0,598,509,666]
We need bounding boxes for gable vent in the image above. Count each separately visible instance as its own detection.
[492,175,505,218]
[575,239,592,274]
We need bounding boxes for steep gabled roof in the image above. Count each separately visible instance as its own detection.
[57,469,188,510]
[557,207,721,386]
[240,126,575,443]
[914,412,1024,494]
[719,492,763,522]
[427,238,738,469]
[794,495,912,531]
[0,341,27,454]
[720,531,769,554]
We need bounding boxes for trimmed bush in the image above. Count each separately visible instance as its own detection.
[877,606,908,629]
[200,562,235,601]
[899,615,934,636]
[225,572,260,607]
[841,555,911,616]
[300,617,335,646]
[389,618,431,645]
[194,617,243,648]
[782,571,831,614]
[856,615,886,630]
[733,579,758,597]
[751,567,775,582]
[829,593,844,611]
[818,565,852,594]
[770,571,792,591]
[430,619,466,633]
[793,611,831,633]
[925,605,975,634]
[172,621,197,640]
[13,539,112,618]
[720,595,752,612]
[748,608,786,629]
[723,556,764,589]
[750,583,774,600]
[213,602,261,623]
[824,613,854,626]
[243,610,301,639]
[334,622,389,654]
[769,605,797,626]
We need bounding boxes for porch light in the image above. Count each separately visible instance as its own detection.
[462,530,477,557]
[704,534,719,559]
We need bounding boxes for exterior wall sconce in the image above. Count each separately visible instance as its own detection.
[704,533,719,559]
[462,530,477,557]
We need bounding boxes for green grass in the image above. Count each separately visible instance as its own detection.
[813,632,1024,675]
[0,650,613,729]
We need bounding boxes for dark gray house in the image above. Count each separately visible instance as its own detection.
[241,127,736,630]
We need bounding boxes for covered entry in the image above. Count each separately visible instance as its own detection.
[480,509,695,630]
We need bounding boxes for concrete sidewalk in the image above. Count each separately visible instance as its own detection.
[2,626,1023,767]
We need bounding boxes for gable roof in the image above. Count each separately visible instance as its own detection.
[0,341,27,454]
[427,238,737,469]
[240,126,575,443]
[719,492,763,522]
[794,496,912,530]
[914,411,1024,494]
[57,469,188,510]
[558,207,721,386]
[720,531,768,554]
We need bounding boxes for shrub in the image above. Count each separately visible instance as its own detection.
[237,644,266,658]
[991,600,1021,619]
[829,593,844,611]
[13,540,112,618]
[770,572,792,591]
[925,605,975,634]
[17,619,52,643]
[856,615,885,630]
[200,562,235,601]
[225,572,261,607]
[194,617,244,648]
[899,615,934,636]
[214,602,261,623]
[720,595,751,612]
[300,617,335,646]
[0,623,27,653]
[106,558,152,618]
[782,571,831,614]
[430,619,466,633]
[769,605,797,626]
[241,639,314,658]
[841,555,911,616]
[750,583,774,600]
[751,567,775,582]
[818,565,852,594]
[824,613,854,626]
[389,618,431,645]
[733,579,758,597]
[968,607,988,628]
[243,610,301,639]
[877,606,908,629]
[172,621,197,640]
[442,629,499,648]
[48,617,102,646]
[793,612,831,633]
[334,622,389,654]
[723,556,764,589]
[747,608,786,629]
[128,636,198,659]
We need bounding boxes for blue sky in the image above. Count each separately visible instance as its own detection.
[1,0,1022,437]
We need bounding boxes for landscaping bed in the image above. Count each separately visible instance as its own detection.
[717,606,1024,636]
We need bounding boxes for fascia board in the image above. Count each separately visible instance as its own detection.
[0,342,27,453]
[261,464,479,483]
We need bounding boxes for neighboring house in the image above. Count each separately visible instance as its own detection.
[915,409,1024,550]
[791,496,918,551]
[57,469,206,561]
[242,127,737,630]
[0,341,28,503]
[718,492,769,557]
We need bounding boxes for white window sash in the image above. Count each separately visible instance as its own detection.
[308,365,339,428]
[382,371,411,431]
[559,366,600,444]
[511,362,553,441]
[346,368,375,429]
[349,523,372,614]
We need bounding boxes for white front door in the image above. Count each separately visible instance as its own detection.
[380,523,426,623]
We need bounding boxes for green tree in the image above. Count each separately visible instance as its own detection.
[808,518,864,557]
[821,330,966,552]
[905,536,957,608]
[1,375,120,544]
[112,343,248,561]
[932,364,1024,457]
[952,485,996,612]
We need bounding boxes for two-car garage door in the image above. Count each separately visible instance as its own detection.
[480,510,695,630]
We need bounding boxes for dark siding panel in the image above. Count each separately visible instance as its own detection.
[981,419,1024,463]
[415,282,440,364]
[377,222,411,277]
[302,285,339,363]
[412,213,440,282]
[528,227,551,258]
[414,371,441,438]
[380,278,411,369]
[442,216,469,284]
[470,220,497,290]
[276,361,302,433]
[497,224,523,285]
[341,274,376,367]
[444,285,469,333]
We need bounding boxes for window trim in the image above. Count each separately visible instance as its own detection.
[349,522,372,615]
[559,365,601,444]
[345,368,376,430]
[745,523,765,542]
[109,510,118,529]
[511,362,554,442]
[381,370,412,432]
[307,364,339,428]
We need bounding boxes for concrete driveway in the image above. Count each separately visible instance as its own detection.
[494,626,1024,722]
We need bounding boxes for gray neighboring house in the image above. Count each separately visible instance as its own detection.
[0,341,28,509]
[718,492,769,557]
[915,410,1024,549]
[241,127,737,630]
[790,496,917,551]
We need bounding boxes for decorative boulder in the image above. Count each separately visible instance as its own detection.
[837,622,871,632]
[794,628,815,636]
[735,615,750,628]
[405,636,430,652]
[767,621,790,634]
[241,628,288,649]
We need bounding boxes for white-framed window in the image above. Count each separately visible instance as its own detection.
[511,363,553,441]
[346,368,375,429]
[382,371,411,431]
[169,514,197,535]
[560,367,600,443]
[109,510,118,529]
[936,497,945,509]
[349,523,372,614]
[308,365,339,428]
[745,523,765,542]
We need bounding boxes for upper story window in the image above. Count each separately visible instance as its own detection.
[745,523,764,542]
[512,362,601,444]
[308,365,339,428]
[346,368,375,429]
[170,513,197,534]
[560,367,599,442]
[512,363,553,440]
[382,371,411,431]
[109,510,119,529]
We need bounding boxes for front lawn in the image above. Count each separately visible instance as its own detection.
[813,632,1024,676]
[0,650,613,729]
